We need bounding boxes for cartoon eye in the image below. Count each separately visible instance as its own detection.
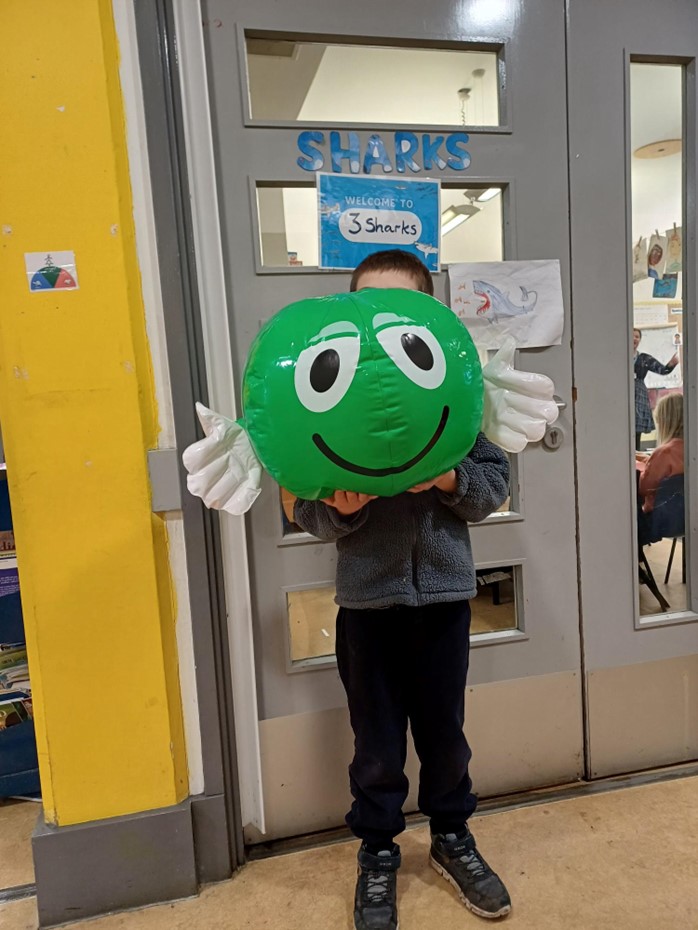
[376,326,446,389]
[294,336,360,412]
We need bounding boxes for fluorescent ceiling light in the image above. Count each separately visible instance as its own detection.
[441,214,470,235]
[440,203,480,235]
[475,187,501,202]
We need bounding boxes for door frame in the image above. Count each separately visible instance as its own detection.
[132,0,247,867]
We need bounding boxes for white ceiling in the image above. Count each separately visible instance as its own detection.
[630,63,682,151]
[630,64,683,241]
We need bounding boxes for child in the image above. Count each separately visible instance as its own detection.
[637,392,684,513]
[293,250,512,930]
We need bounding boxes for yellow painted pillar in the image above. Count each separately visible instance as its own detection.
[0,0,188,825]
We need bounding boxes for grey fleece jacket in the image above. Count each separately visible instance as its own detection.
[293,433,510,609]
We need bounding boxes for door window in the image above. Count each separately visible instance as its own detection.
[255,183,503,270]
[245,35,502,127]
[286,563,523,668]
[630,63,689,621]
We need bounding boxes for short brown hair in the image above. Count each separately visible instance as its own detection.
[350,249,434,296]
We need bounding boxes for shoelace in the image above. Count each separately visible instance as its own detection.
[365,871,391,904]
[458,851,487,878]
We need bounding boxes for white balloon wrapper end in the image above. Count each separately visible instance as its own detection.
[182,403,263,515]
[482,336,558,454]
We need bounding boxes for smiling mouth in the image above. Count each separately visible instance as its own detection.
[312,406,450,477]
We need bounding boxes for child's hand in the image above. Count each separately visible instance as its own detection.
[408,469,457,495]
[322,491,377,516]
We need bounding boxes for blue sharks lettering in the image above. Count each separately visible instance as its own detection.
[297,131,471,174]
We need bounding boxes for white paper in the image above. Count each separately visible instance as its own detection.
[448,260,564,350]
[665,225,683,273]
[632,236,648,282]
[634,303,669,327]
[647,234,667,279]
[640,326,682,390]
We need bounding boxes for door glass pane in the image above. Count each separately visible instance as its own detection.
[630,63,687,618]
[287,567,520,665]
[287,586,336,662]
[246,37,501,126]
[256,184,503,269]
[472,565,519,633]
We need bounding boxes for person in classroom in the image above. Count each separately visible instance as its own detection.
[636,392,684,514]
[633,328,679,450]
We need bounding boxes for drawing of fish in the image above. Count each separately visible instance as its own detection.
[473,279,538,322]
[415,242,438,256]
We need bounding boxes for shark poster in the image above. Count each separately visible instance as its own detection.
[448,260,565,350]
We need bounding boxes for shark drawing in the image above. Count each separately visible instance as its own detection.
[415,242,438,257]
[320,202,341,217]
[473,279,538,322]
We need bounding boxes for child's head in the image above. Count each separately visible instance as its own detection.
[633,327,642,350]
[350,249,434,296]
[655,392,683,445]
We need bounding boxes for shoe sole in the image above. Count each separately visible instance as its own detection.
[429,855,512,920]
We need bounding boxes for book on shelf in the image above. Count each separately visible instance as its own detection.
[0,689,32,730]
[0,645,27,670]
[0,645,30,693]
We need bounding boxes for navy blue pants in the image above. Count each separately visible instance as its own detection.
[335,600,477,847]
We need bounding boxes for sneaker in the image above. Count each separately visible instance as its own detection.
[354,843,401,930]
[430,828,511,919]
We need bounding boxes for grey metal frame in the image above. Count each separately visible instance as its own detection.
[625,53,697,630]
[133,0,243,874]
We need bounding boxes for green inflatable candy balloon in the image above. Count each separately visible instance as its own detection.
[242,288,483,500]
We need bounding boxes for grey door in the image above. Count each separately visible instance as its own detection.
[188,0,583,841]
[568,0,698,777]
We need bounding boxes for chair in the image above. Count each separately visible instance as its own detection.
[651,473,685,584]
[636,471,670,611]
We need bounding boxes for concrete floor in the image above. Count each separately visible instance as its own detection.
[2,775,698,930]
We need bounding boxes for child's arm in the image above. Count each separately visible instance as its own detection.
[435,433,510,523]
[293,492,373,541]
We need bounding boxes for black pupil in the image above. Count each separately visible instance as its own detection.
[401,333,433,371]
[310,348,340,393]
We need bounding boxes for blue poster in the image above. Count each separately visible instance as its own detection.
[318,174,440,272]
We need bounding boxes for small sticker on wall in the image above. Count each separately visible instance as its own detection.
[25,251,79,291]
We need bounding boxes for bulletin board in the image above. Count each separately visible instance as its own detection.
[637,325,682,389]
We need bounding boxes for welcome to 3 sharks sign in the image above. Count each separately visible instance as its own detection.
[318,173,440,271]
[302,130,472,271]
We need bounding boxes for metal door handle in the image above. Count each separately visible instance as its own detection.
[554,395,566,411]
